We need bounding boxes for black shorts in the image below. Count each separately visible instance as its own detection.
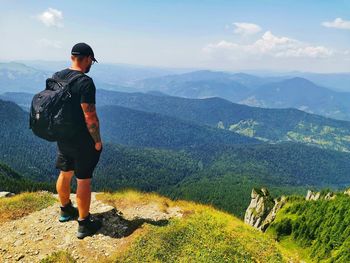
[55,132,102,179]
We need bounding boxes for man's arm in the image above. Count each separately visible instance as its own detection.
[81,103,102,146]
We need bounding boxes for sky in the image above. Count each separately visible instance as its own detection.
[0,0,349,73]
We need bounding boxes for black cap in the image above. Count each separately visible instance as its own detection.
[71,42,98,63]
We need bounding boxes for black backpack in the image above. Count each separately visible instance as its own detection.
[29,72,85,142]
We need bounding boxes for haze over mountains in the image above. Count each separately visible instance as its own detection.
[133,70,350,121]
[1,61,350,121]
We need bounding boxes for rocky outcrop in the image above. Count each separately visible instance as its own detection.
[324,192,336,200]
[262,195,287,230]
[305,190,336,201]
[244,188,286,232]
[0,191,15,198]
[305,190,320,201]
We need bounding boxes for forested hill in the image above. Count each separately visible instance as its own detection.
[0,161,54,193]
[267,188,350,262]
[95,89,350,152]
[98,104,259,148]
[4,88,350,152]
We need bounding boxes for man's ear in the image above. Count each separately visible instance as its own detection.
[83,56,90,64]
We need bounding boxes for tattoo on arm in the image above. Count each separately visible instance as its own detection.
[81,103,101,143]
[86,104,96,112]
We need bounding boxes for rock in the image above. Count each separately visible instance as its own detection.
[261,195,287,231]
[16,254,24,261]
[305,190,321,201]
[306,190,336,201]
[344,188,350,196]
[324,192,336,200]
[0,192,15,198]
[13,239,23,246]
[244,188,285,231]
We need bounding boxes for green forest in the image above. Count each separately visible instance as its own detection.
[268,192,350,262]
[0,162,54,193]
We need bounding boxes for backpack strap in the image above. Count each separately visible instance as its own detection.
[54,71,86,86]
[66,71,86,85]
[50,71,86,96]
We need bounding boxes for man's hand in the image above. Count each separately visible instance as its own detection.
[95,141,102,151]
[81,103,102,146]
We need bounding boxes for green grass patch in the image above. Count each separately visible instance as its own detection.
[274,236,314,263]
[0,191,56,224]
[40,250,76,263]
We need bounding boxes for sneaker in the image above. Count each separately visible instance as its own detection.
[59,199,79,222]
[76,213,102,239]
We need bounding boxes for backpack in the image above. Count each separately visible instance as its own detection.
[29,72,85,142]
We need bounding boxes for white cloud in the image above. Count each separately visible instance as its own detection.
[253,31,297,53]
[276,46,333,58]
[37,8,64,28]
[37,38,62,48]
[203,31,333,58]
[322,18,350,30]
[233,22,262,35]
[204,40,239,50]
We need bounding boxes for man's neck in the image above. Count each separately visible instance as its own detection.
[69,65,84,73]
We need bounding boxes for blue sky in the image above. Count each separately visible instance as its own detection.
[0,0,349,72]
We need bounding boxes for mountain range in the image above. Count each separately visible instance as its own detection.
[4,88,350,152]
[96,89,350,152]
[1,61,350,120]
[133,70,350,121]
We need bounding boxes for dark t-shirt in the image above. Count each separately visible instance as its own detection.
[52,68,96,141]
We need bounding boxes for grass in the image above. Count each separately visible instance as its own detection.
[274,236,314,263]
[96,189,287,263]
[265,217,314,263]
[0,191,57,224]
[40,250,76,263]
[96,188,174,213]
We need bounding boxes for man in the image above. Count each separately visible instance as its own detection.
[54,42,103,239]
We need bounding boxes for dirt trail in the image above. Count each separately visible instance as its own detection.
[0,192,183,263]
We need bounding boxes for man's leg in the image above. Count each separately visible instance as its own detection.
[56,170,74,206]
[76,178,91,219]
